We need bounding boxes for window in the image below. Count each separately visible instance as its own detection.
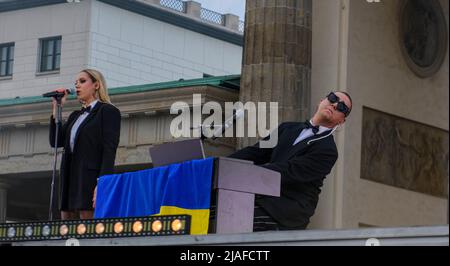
[39,36,61,72]
[0,43,14,77]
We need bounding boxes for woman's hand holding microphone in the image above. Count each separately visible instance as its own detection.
[51,88,70,117]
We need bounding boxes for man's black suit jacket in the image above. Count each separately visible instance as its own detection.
[229,122,338,229]
[50,101,121,210]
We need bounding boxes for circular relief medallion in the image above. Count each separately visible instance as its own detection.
[400,0,448,78]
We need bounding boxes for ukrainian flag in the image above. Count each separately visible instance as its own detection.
[94,157,214,235]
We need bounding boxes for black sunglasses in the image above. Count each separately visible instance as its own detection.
[326,92,350,117]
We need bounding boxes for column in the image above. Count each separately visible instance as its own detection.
[0,182,8,223]
[239,0,313,147]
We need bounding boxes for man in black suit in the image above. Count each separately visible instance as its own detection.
[229,91,352,231]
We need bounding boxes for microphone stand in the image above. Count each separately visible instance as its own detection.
[193,110,242,141]
[48,95,63,221]
[191,123,216,141]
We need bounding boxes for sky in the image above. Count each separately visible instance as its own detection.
[195,0,246,21]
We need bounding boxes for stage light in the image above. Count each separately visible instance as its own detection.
[24,226,33,237]
[77,224,87,235]
[171,219,182,232]
[151,220,162,232]
[59,225,68,236]
[113,222,124,234]
[42,225,51,236]
[132,221,143,233]
[95,223,105,234]
[7,227,15,238]
[0,215,191,242]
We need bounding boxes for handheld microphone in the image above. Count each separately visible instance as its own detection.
[212,109,245,140]
[42,88,75,98]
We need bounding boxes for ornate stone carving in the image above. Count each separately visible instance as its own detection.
[0,129,10,158]
[361,107,449,198]
[24,128,36,156]
[399,0,448,78]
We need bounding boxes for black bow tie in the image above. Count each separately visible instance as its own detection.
[80,106,91,114]
[304,120,319,134]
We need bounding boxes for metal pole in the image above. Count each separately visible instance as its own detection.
[48,97,63,221]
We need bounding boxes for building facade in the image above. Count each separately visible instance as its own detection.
[0,0,448,232]
[0,0,243,99]
[308,0,448,229]
[0,0,243,221]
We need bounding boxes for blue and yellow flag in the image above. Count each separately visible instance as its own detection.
[94,158,214,235]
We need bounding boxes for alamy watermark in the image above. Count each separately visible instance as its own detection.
[365,238,381,246]
[170,94,279,148]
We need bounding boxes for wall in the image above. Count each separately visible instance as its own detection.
[0,0,90,99]
[310,0,448,229]
[309,0,349,229]
[344,0,448,228]
[87,0,242,88]
[0,0,243,98]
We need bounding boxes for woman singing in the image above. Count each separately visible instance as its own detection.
[49,69,121,220]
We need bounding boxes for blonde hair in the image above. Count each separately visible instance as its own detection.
[81,69,111,104]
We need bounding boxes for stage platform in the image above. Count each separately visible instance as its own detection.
[8,225,449,246]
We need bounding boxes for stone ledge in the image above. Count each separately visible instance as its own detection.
[10,225,449,246]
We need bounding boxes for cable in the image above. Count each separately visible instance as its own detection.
[307,124,340,145]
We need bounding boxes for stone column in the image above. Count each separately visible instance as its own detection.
[0,182,8,223]
[239,0,312,147]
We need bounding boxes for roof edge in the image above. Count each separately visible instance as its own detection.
[0,0,244,46]
[0,0,66,13]
[0,75,241,107]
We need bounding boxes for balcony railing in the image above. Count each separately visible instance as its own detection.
[159,0,185,12]
[200,7,224,26]
[152,0,244,33]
